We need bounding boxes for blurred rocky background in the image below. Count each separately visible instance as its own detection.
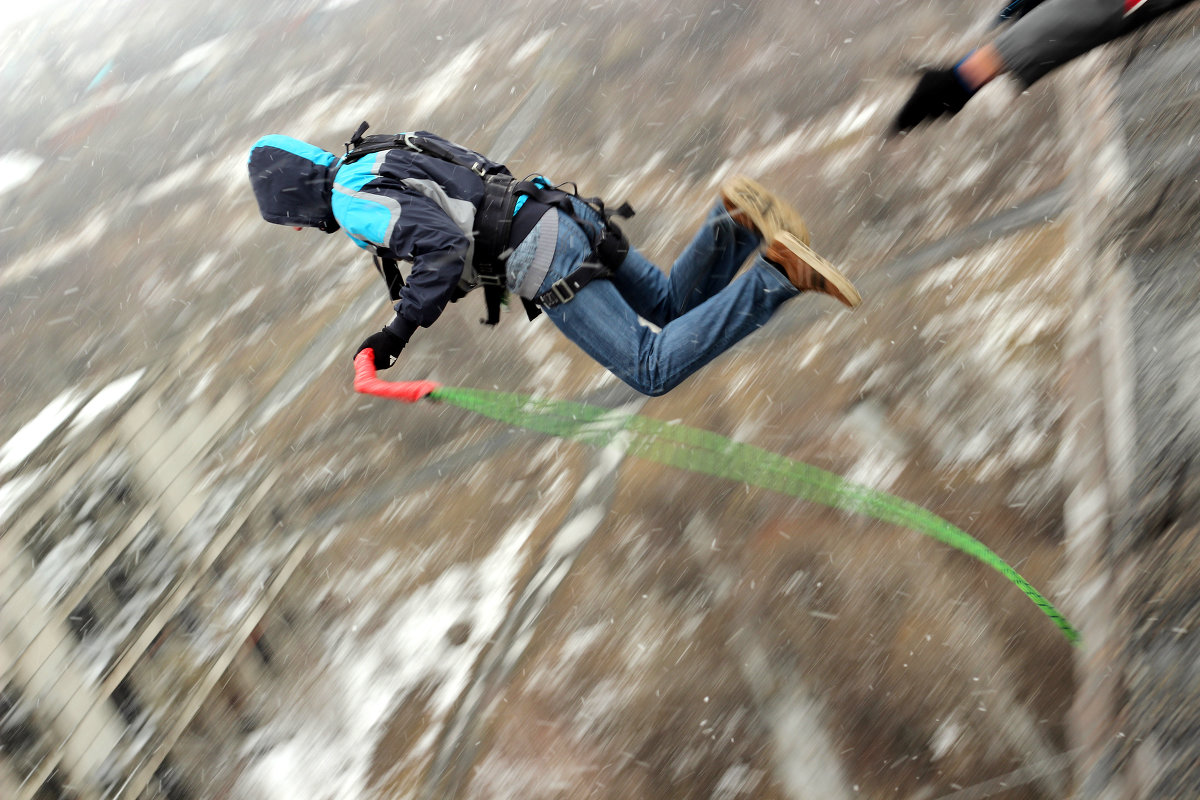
[2,0,1199,798]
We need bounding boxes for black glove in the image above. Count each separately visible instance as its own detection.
[356,328,405,370]
[892,68,975,134]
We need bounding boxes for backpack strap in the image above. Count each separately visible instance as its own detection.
[342,121,502,177]
[532,260,612,310]
[372,254,406,301]
[474,174,519,325]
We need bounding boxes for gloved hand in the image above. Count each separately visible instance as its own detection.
[356,328,405,370]
[892,67,975,134]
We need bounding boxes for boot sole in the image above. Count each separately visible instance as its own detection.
[777,231,862,308]
[721,175,811,245]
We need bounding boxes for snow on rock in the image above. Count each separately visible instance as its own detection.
[0,388,86,475]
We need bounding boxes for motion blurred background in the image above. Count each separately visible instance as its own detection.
[2,1,1199,797]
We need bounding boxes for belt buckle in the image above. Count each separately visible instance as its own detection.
[550,279,575,304]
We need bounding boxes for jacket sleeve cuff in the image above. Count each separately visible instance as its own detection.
[384,314,417,346]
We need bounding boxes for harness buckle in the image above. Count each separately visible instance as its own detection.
[476,273,505,287]
[549,279,576,304]
[346,120,369,154]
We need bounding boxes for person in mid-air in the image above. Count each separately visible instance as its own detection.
[247,125,859,397]
[893,0,1198,133]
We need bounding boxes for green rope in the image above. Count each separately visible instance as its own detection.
[428,386,1080,646]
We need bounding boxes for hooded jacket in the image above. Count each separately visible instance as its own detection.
[248,132,499,348]
[247,135,341,231]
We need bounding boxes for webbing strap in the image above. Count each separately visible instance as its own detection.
[372,255,405,301]
[342,127,498,177]
[534,261,612,309]
[511,182,634,309]
[476,174,520,325]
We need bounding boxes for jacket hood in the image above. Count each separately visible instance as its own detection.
[247,135,340,233]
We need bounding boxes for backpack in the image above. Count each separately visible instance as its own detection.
[339,122,524,324]
[340,121,633,324]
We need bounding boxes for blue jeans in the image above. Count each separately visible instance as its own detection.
[513,199,799,396]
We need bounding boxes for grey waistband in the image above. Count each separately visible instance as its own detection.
[517,210,558,301]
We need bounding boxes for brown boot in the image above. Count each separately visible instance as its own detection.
[765,232,861,308]
[720,175,811,245]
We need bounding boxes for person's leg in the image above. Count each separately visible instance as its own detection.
[539,210,798,396]
[608,202,761,327]
[581,176,818,325]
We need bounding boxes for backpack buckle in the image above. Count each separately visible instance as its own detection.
[346,120,370,153]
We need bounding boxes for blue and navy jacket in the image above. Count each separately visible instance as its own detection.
[248,132,506,347]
